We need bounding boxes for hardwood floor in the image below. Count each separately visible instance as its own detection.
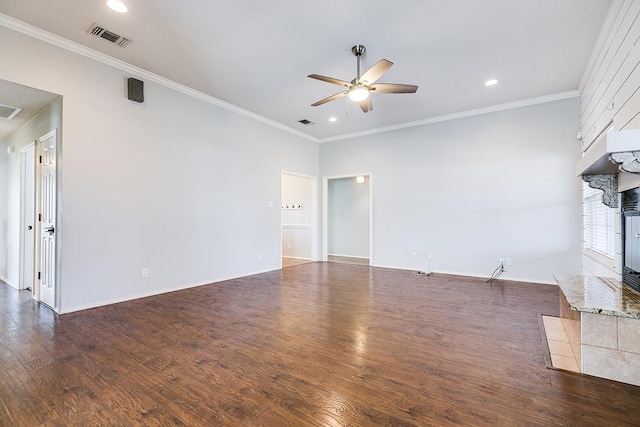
[1,265,640,426]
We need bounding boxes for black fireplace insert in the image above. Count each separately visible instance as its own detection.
[622,188,640,293]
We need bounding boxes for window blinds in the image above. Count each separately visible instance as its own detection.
[583,183,615,259]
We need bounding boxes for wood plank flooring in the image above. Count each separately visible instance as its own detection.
[1,264,640,426]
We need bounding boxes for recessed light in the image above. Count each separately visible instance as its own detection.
[485,79,499,86]
[329,117,337,122]
[106,0,128,13]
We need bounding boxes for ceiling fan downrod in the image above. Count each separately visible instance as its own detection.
[352,45,366,80]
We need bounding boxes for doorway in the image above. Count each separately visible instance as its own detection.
[281,172,317,268]
[19,143,35,291]
[0,80,61,312]
[322,174,372,265]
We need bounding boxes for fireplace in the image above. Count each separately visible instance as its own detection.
[623,188,640,292]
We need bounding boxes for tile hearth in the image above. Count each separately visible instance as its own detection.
[542,315,580,373]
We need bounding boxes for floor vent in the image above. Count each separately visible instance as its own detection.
[298,119,314,125]
[87,23,131,47]
[0,104,22,120]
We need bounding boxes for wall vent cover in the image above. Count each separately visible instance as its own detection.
[298,119,314,125]
[88,23,131,47]
[0,104,22,120]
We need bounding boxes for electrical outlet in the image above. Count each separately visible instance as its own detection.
[506,258,512,266]
[142,268,149,278]
[287,242,292,249]
[411,250,417,258]
[428,254,432,260]
[499,258,505,266]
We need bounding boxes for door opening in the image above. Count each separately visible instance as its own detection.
[323,174,372,266]
[19,143,36,291]
[281,172,317,268]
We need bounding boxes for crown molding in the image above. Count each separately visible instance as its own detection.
[0,13,581,145]
[319,90,581,143]
[0,13,319,143]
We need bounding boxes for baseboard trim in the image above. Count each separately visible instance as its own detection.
[328,253,369,259]
[371,264,556,285]
[59,267,280,314]
[0,275,18,289]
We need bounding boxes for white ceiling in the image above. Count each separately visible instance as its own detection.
[0,0,614,141]
[0,80,60,141]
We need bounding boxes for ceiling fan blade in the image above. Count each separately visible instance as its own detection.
[359,96,373,113]
[311,91,348,107]
[308,74,351,87]
[369,83,418,94]
[360,59,393,85]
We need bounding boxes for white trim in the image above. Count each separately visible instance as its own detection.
[282,256,312,261]
[0,275,17,288]
[282,224,312,229]
[0,13,318,144]
[583,248,617,270]
[372,264,557,285]
[0,13,582,145]
[328,253,369,259]
[59,267,280,314]
[318,91,580,143]
[18,142,35,292]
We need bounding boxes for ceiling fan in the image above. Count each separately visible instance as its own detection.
[308,45,418,113]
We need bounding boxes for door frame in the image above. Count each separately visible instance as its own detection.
[322,173,373,264]
[18,142,36,291]
[281,171,318,264]
[33,129,61,312]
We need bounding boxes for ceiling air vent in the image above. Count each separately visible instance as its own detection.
[88,23,131,47]
[298,119,314,125]
[0,104,22,120]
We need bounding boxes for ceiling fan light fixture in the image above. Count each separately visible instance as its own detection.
[349,86,369,102]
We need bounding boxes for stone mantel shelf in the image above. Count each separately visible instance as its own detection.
[554,274,640,319]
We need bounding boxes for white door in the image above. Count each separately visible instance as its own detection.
[39,131,57,308]
[19,144,36,290]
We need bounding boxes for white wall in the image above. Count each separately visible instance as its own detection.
[281,173,313,259]
[321,98,583,283]
[0,25,318,312]
[327,176,370,258]
[0,135,6,283]
[0,98,62,288]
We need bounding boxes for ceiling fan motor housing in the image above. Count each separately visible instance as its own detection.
[351,45,366,57]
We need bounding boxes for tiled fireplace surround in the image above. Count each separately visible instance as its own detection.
[555,275,640,386]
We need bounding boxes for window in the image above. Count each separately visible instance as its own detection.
[583,183,615,259]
